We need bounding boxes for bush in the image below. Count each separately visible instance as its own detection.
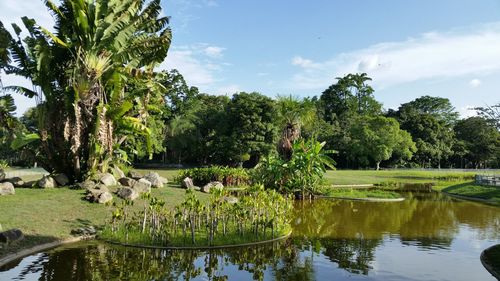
[176,166,250,186]
[0,159,9,169]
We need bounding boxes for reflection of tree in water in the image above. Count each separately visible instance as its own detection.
[12,240,309,281]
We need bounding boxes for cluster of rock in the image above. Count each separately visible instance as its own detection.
[181,177,224,193]
[0,168,72,196]
[83,170,168,204]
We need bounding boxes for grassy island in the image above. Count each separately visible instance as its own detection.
[100,188,293,248]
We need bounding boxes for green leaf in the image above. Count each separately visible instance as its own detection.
[11,133,40,150]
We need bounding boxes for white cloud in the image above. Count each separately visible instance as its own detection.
[160,44,229,87]
[204,46,225,58]
[290,22,500,90]
[469,78,482,88]
[291,56,320,69]
[215,84,241,96]
[459,105,478,118]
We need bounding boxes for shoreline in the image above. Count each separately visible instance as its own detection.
[0,235,95,268]
[317,195,405,202]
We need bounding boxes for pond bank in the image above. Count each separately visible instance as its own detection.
[0,235,94,268]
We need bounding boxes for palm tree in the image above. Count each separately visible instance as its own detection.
[276,95,316,160]
[1,0,171,180]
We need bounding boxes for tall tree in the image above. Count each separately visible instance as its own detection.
[454,117,500,168]
[1,0,172,180]
[349,116,416,170]
[474,103,500,129]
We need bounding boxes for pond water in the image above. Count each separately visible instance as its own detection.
[1,192,499,281]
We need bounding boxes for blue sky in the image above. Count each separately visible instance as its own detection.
[2,0,500,116]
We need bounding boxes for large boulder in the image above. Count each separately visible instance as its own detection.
[117,187,139,201]
[111,166,125,179]
[38,176,57,188]
[85,189,113,204]
[118,177,136,187]
[5,177,24,187]
[201,181,224,193]
[128,171,143,180]
[95,184,109,193]
[0,182,15,195]
[181,177,194,189]
[54,174,69,186]
[144,172,164,188]
[0,169,5,181]
[0,229,23,244]
[77,180,96,190]
[133,178,151,194]
[99,173,117,186]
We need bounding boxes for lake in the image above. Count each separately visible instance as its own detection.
[1,192,499,280]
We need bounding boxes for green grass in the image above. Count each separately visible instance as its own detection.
[324,169,487,185]
[0,183,208,258]
[440,182,500,204]
[324,188,402,199]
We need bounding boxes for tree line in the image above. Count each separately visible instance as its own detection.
[0,0,498,178]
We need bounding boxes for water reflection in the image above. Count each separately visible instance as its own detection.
[1,192,499,281]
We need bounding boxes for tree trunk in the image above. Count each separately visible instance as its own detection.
[376,161,380,171]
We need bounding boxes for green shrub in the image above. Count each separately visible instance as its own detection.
[176,166,250,186]
[0,159,9,169]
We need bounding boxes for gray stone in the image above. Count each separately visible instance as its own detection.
[5,177,24,187]
[159,176,168,185]
[0,182,15,195]
[99,173,117,186]
[54,173,69,186]
[222,196,239,204]
[95,184,109,193]
[97,192,113,204]
[144,172,164,188]
[111,166,125,179]
[128,171,143,180]
[133,178,151,194]
[70,226,96,236]
[117,187,139,201]
[182,177,194,189]
[118,177,136,187]
[0,169,5,181]
[0,229,23,244]
[181,177,194,189]
[201,181,224,193]
[86,188,113,204]
[38,176,57,188]
[77,180,96,190]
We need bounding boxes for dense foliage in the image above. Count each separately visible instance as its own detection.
[101,188,293,247]
[177,166,250,186]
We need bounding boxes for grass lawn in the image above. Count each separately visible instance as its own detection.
[0,169,208,258]
[324,188,402,199]
[436,182,500,204]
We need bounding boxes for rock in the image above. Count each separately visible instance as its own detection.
[54,173,69,186]
[22,180,37,188]
[144,172,164,188]
[0,229,23,244]
[117,187,139,201]
[182,177,194,189]
[70,226,96,236]
[0,169,5,181]
[38,176,57,188]
[118,177,136,187]
[77,180,96,190]
[201,181,224,193]
[5,177,24,187]
[128,171,143,180]
[133,178,151,194]
[0,182,15,195]
[97,192,113,204]
[159,176,168,185]
[222,196,239,204]
[95,184,109,193]
[111,166,125,179]
[99,173,117,186]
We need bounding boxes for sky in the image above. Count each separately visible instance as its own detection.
[2,0,500,117]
